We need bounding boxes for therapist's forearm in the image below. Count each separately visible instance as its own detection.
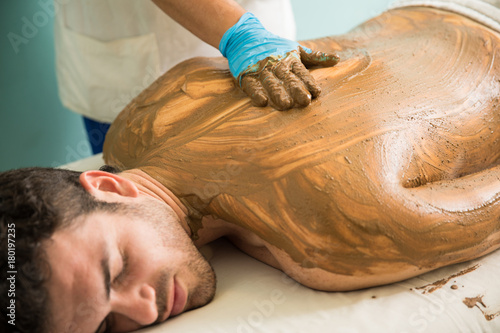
[151,0,246,48]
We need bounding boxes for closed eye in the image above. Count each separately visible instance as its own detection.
[96,252,128,333]
[113,251,129,286]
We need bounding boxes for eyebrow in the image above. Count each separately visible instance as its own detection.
[101,250,111,301]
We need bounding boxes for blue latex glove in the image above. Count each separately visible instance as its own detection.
[219,12,339,110]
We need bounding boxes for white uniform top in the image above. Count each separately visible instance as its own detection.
[391,0,500,32]
[54,0,296,123]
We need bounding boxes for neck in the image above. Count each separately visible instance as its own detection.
[119,169,193,234]
[119,169,234,246]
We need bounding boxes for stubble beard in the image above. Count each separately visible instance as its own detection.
[128,198,217,317]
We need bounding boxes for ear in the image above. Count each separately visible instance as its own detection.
[79,170,139,202]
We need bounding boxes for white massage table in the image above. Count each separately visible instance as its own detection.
[63,154,500,333]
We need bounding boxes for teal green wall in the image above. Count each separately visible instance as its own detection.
[291,0,393,40]
[0,0,91,171]
[0,0,393,172]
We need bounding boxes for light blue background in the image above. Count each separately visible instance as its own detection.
[0,0,393,171]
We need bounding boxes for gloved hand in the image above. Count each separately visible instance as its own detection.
[219,12,339,110]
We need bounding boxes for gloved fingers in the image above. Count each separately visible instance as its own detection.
[299,46,340,68]
[274,58,312,107]
[239,46,336,110]
[241,75,269,107]
[259,67,293,110]
[291,60,322,99]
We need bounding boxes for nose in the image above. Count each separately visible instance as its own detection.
[111,283,158,326]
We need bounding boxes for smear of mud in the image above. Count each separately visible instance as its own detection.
[463,295,486,308]
[463,295,500,321]
[415,264,479,294]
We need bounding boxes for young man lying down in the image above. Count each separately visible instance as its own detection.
[2,2,500,332]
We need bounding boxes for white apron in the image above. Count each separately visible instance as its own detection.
[54,0,296,123]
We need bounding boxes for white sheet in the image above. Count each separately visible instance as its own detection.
[61,154,500,332]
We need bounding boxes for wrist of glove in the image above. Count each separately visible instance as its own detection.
[219,12,339,110]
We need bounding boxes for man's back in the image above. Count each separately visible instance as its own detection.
[104,7,500,290]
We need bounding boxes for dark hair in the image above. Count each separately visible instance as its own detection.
[0,166,120,333]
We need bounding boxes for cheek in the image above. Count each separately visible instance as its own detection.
[130,218,170,245]
[123,227,169,276]
[121,215,193,278]
[126,223,164,251]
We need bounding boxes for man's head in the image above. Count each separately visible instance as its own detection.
[0,167,216,333]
